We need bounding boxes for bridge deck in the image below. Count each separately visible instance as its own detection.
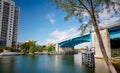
[59,23,120,47]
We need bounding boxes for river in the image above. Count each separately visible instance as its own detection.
[0,53,110,73]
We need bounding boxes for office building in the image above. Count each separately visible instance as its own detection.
[0,0,19,49]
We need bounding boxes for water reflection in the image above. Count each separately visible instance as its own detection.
[54,55,75,73]
[54,54,95,73]
[74,53,95,73]
[0,56,16,73]
[0,54,111,73]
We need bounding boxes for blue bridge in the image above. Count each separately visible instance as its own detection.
[56,23,120,58]
[58,24,120,47]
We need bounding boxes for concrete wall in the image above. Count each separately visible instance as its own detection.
[59,47,74,53]
[92,29,111,58]
[55,44,74,54]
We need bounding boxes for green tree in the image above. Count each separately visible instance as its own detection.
[46,45,55,52]
[41,45,47,51]
[38,45,44,52]
[0,47,3,52]
[5,46,13,51]
[53,0,120,73]
[20,41,39,54]
[0,46,13,51]
[28,41,39,53]
[20,42,30,53]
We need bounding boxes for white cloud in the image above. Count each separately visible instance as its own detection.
[49,18,55,24]
[46,39,58,44]
[51,29,68,40]
[99,10,112,20]
[46,27,80,44]
[47,13,56,24]
[83,12,89,17]
[99,5,120,26]
[99,17,120,26]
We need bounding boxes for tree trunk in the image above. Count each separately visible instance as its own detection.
[89,0,117,73]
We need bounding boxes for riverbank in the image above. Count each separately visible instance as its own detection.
[0,52,19,56]
[110,57,120,64]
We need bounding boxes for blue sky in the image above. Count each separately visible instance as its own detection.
[14,0,80,44]
[14,0,120,45]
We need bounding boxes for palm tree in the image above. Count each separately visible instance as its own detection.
[53,0,120,73]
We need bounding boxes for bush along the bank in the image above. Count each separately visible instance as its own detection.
[0,46,4,52]
[0,46,13,52]
[19,40,56,55]
[20,41,40,55]
[46,45,55,52]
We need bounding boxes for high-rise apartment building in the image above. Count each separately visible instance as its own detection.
[0,0,19,49]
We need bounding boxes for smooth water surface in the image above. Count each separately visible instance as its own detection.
[0,53,109,73]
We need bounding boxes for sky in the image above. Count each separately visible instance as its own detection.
[14,0,120,45]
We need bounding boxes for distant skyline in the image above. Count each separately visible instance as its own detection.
[14,0,120,45]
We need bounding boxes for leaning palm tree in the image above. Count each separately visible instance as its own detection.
[53,0,120,73]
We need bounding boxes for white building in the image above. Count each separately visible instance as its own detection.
[0,0,19,49]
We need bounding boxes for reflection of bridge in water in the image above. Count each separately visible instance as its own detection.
[56,23,120,58]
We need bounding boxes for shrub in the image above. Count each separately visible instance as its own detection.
[113,51,119,57]
[0,46,4,52]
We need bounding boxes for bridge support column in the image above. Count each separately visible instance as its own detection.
[55,44,74,54]
[59,47,74,54]
[55,43,60,54]
[92,29,111,58]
